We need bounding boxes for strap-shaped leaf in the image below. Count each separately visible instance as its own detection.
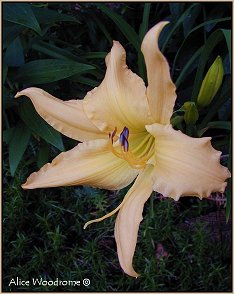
[37,144,50,169]
[31,6,80,25]
[3,128,14,144]
[172,17,231,77]
[15,59,95,84]
[139,3,151,41]
[198,121,231,137]
[3,63,8,84]
[175,46,203,88]
[161,3,200,52]
[32,40,79,61]
[4,37,25,67]
[222,29,231,67]
[9,123,31,176]
[3,3,42,35]
[3,21,25,49]
[138,3,151,81]
[96,4,141,52]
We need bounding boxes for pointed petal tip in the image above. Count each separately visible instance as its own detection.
[21,182,31,189]
[113,40,120,45]
[21,179,36,189]
[15,92,21,99]
[125,269,139,278]
[14,87,38,99]
[15,90,27,99]
[156,20,170,29]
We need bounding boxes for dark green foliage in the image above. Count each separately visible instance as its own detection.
[3,2,231,291]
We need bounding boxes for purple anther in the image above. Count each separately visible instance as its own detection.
[110,127,117,143]
[119,133,125,146]
[119,126,130,151]
[123,139,129,152]
[112,127,117,139]
[123,126,129,140]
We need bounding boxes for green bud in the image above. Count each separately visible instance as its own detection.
[183,102,199,125]
[197,56,224,107]
[170,115,184,127]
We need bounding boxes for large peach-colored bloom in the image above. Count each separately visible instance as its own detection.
[15,22,230,277]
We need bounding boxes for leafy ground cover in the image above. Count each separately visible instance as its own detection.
[3,2,231,292]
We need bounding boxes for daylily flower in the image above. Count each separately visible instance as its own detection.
[15,22,230,277]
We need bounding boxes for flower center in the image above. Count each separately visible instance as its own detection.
[108,126,154,169]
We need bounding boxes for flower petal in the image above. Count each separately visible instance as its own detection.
[114,165,153,277]
[146,123,230,200]
[83,41,152,134]
[22,139,138,190]
[15,87,105,141]
[141,22,177,124]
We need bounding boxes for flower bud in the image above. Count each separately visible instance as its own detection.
[183,102,199,125]
[170,115,184,127]
[197,56,224,107]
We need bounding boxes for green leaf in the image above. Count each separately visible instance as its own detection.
[139,3,151,41]
[161,3,200,52]
[3,87,16,109]
[4,37,25,67]
[198,121,231,137]
[218,97,231,121]
[97,4,141,52]
[69,76,99,87]
[19,99,64,151]
[169,3,185,17]
[221,29,231,67]
[182,5,201,37]
[80,52,107,59]
[90,14,112,46]
[31,40,79,61]
[3,3,42,35]
[3,127,14,144]
[31,6,80,25]
[187,17,230,37]
[9,123,31,176]
[172,17,230,78]
[138,3,151,81]
[3,21,25,49]
[15,59,95,84]
[3,63,8,84]
[37,144,50,168]
[175,46,203,88]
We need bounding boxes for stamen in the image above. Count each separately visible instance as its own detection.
[108,126,154,169]
[119,132,125,146]
[123,126,129,140]
[84,179,134,229]
[119,126,130,152]
[109,127,117,144]
[123,139,129,152]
